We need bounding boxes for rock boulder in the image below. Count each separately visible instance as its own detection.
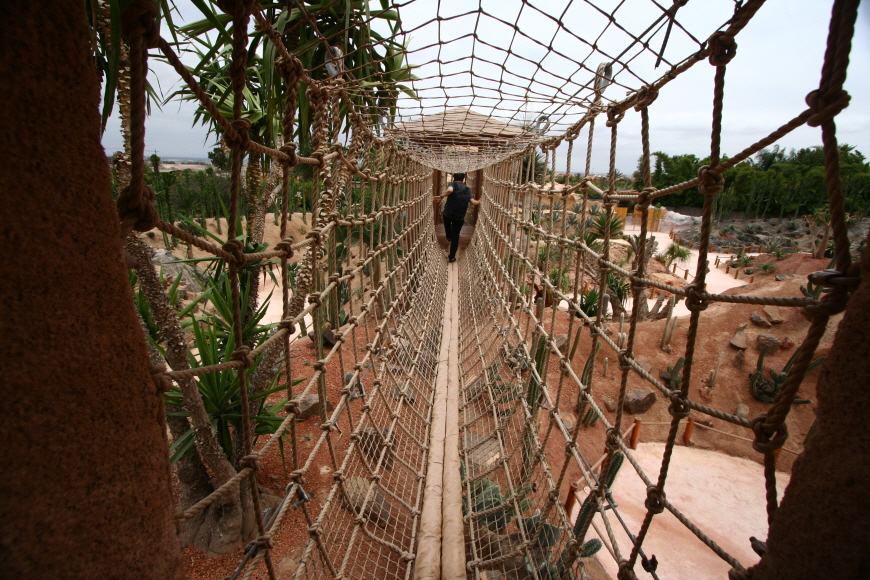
[623,389,657,415]
[294,393,335,421]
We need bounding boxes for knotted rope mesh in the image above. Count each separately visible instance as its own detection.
[114,0,861,578]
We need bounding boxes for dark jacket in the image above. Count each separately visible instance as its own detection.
[442,181,473,221]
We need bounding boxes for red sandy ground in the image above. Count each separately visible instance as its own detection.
[181,252,834,579]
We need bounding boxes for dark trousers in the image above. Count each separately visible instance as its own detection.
[443,215,464,259]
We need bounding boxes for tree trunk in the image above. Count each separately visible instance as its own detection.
[125,235,256,555]
[812,224,831,259]
[0,2,183,576]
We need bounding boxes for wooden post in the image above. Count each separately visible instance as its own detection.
[630,417,642,450]
[750,276,755,284]
[725,265,730,274]
[684,269,689,280]
[564,481,581,516]
[470,169,484,226]
[672,263,677,274]
[734,268,740,279]
[683,417,696,445]
[432,169,442,223]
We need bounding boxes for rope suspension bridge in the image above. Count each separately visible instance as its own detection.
[62,0,863,578]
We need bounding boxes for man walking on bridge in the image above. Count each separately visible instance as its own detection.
[435,173,479,263]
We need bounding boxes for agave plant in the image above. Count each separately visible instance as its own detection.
[749,345,826,403]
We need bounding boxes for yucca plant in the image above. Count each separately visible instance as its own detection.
[163,321,303,465]
[588,211,624,240]
[606,271,630,308]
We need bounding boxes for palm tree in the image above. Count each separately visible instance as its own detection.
[659,242,692,269]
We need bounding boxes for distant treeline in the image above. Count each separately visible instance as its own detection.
[632,144,870,218]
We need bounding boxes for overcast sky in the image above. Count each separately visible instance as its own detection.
[101,0,870,175]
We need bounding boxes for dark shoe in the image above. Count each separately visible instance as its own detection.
[448,257,456,263]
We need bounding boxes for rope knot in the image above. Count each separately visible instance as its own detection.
[605,427,621,452]
[605,108,625,127]
[278,143,298,168]
[306,228,323,244]
[284,399,300,414]
[230,345,254,369]
[805,88,851,127]
[239,453,261,471]
[309,150,325,167]
[697,165,725,196]
[636,187,656,211]
[708,31,737,66]
[617,349,631,371]
[254,534,274,550]
[222,238,248,267]
[150,364,173,393]
[277,319,296,333]
[117,184,159,236]
[224,118,252,151]
[750,414,789,454]
[618,561,640,580]
[633,86,659,111]
[684,283,709,312]
[728,568,753,580]
[275,55,304,82]
[215,0,256,18]
[274,237,295,258]
[120,0,161,48]
[308,293,322,306]
[668,392,690,419]
[644,485,666,514]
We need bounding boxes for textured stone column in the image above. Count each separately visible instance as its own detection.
[0,2,184,578]
[750,234,870,580]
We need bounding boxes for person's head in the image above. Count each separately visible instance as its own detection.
[453,173,466,182]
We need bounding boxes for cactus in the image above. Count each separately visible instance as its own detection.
[602,451,624,489]
[572,495,595,537]
[666,357,685,390]
[749,345,826,403]
[582,406,599,428]
[581,341,601,386]
[580,538,603,557]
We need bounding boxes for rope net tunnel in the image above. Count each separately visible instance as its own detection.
[110,0,862,578]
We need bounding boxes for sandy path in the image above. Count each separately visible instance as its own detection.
[578,442,788,579]
[632,228,763,318]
